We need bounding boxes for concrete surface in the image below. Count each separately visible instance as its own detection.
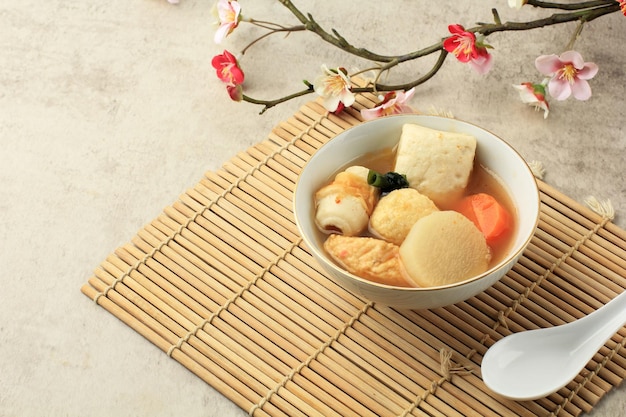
[1,1,624,416]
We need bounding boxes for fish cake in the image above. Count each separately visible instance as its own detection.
[315,166,380,236]
[324,234,415,287]
[394,123,476,206]
[369,188,439,245]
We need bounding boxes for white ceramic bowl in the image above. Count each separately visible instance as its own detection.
[294,114,540,309]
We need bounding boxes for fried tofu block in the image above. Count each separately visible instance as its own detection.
[394,123,476,206]
[399,211,490,287]
[324,234,415,287]
[369,188,439,245]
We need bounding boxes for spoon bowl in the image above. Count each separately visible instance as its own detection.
[481,290,626,400]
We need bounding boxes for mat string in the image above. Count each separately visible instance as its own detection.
[399,348,473,417]
[528,160,546,180]
[486,202,614,336]
[165,113,333,359]
[166,236,302,358]
[523,162,616,223]
[426,105,454,118]
[584,196,615,220]
[248,301,374,417]
[92,102,330,309]
[92,210,203,306]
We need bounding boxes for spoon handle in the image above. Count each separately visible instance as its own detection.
[573,289,626,361]
[591,289,626,341]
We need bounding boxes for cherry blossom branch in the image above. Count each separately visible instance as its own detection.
[244,50,449,114]
[527,0,614,10]
[276,0,430,63]
[475,3,619,36]
[275,0,618,63]
[350,51,450,95]
[211,0,623,114]
[240,21,305,56]
[242,87,313,114]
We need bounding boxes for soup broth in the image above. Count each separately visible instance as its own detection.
[316,146,518,276]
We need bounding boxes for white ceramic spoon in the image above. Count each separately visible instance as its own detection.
[481,290,626,401]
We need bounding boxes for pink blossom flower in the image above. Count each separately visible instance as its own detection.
[361,88,416,120]
[213,0,242,44]
[507,0,528,9]
[211,50,245,85]
[512,82,549,119]
[443,24,493,74]
[313,65,355,112]
[333,102,346,115]
[535,51,598,101]
[227,84,243,101]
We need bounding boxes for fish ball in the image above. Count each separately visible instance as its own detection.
[369,188,439,245]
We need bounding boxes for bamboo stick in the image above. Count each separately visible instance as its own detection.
[290,108,317,126]
[299,127,332,147]
[282,118,311,135]
[539,214,626,272]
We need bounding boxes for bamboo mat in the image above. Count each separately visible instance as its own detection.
[81,91,626,417]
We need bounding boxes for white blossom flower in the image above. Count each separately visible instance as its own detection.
[313,65,355,112]
[507,0,527,9]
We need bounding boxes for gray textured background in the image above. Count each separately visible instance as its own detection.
[1,1,624,416]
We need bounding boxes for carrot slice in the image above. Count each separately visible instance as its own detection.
[454,193,511,245]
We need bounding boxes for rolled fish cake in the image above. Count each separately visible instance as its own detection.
[324,234,415,287]
[369,188,439,245]
[399,211,490,287]
[394,123,476,207]
[315,166,380,236]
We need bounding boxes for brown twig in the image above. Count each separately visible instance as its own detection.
[236,1,621,113]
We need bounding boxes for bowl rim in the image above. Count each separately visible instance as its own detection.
[293,114,541,293]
